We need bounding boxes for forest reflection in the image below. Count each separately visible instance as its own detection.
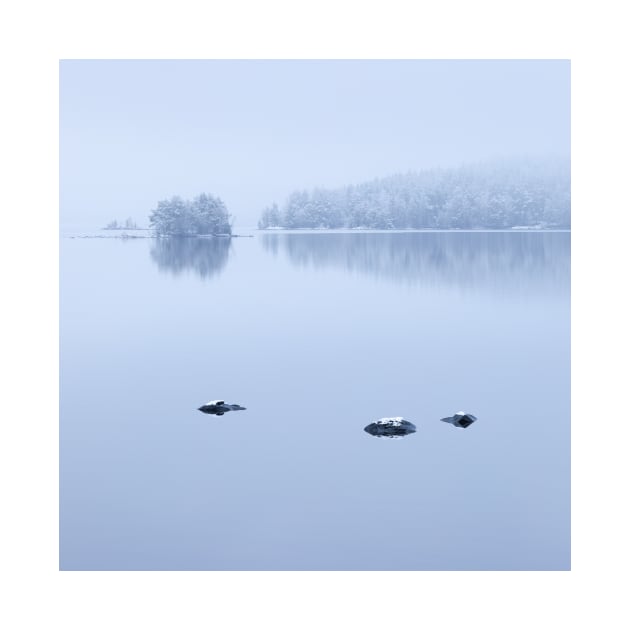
[149,236,232,279]
[261,231,570,294]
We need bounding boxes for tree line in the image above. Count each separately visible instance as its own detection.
[258,158,570,230]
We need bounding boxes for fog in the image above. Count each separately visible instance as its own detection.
[60,59,570,229]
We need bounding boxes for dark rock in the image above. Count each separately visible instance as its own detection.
[364,417,416,438]
[198,400,247,415]
[440,411,477,428]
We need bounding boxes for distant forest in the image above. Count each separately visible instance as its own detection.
[258,159,570,230]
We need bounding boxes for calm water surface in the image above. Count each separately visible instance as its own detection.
[60,231,570,570]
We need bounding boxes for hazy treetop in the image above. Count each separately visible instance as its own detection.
[60,60,570,228]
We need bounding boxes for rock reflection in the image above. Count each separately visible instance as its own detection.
[364,417,417,438]
[150,236,232,279]
[262,231,570,294]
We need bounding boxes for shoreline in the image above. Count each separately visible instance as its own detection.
[62,227,571,238]
[256,227,571,234]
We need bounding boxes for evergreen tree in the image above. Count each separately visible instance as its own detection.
[257,158,570,230]
[149,193,231,236]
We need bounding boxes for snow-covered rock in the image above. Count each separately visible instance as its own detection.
[364,417,416,438]
[440,411,477,428]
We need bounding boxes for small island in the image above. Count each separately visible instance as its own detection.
[103,217,140,230]
[149,193,232,236]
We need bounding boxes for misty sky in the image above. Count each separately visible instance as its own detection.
[60,59,570,228]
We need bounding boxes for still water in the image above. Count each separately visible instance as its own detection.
[60,230,570,570]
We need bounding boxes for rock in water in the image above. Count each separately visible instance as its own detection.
[440,411,477,428]
[364,417,416,438]
[198,400,247,415]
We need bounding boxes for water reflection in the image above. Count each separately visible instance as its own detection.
[364,418,417,438]
[150,236,232,279]
[262,231,570,293]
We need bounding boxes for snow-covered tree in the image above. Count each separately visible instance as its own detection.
[257,158,570,230]
[149,193,231,236]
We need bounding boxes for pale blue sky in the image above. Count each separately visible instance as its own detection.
[60,60,570,228]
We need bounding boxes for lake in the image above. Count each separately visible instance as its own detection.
[60,230,570,570]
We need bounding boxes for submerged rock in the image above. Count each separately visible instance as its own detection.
[198,400,247,416]
[440,411,477,428]
[364,417,416,438]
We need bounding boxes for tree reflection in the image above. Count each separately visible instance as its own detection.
[261,231,570,294]
[150,236,232,279]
